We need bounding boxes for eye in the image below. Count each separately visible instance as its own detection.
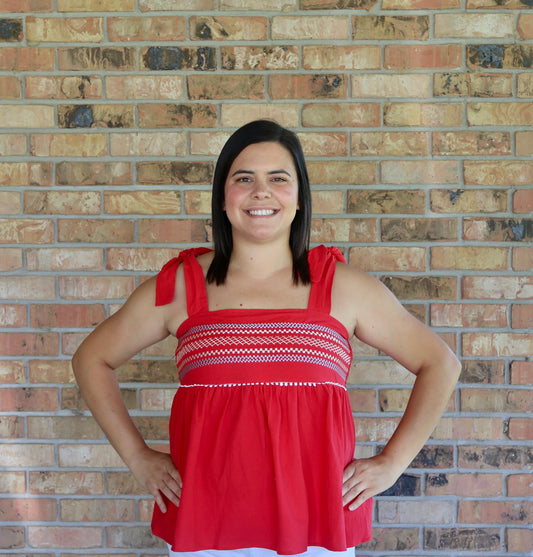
[236,176,252,183]
[272,176,288,182]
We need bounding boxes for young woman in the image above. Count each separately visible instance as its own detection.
[72,120,461,557]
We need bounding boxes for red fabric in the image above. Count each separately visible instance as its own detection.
[151,246,372,555]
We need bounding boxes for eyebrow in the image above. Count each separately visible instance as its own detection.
[230,169,292,177]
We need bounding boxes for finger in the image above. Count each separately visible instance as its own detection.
[348,489,370,511]
[342,461,356,483]
[152,490,168,514]
[162,483,181,508]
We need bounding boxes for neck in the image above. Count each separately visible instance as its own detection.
[229,240,293,280]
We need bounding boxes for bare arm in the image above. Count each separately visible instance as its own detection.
[333,265,462,510]
[72,276,184,513]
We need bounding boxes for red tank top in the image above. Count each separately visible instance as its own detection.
[151,246,372,554]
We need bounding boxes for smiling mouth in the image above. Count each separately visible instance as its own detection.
[246,209,279,216]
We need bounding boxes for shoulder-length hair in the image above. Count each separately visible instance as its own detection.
[206,119,312,286]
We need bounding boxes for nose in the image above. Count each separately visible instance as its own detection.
[251,177,271,199]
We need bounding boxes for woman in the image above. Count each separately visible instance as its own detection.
[72,120,461,556]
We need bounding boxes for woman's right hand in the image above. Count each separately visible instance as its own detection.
[128,447,182,514]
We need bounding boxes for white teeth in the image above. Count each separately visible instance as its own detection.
[247,209,276,216]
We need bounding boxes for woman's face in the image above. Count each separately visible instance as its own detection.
[223,141,299,246]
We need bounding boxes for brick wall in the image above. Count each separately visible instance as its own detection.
[0,1,532,555]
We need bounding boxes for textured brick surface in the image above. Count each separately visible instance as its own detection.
[0,3,531,557]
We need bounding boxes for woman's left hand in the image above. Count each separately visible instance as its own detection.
[342,453,403,511]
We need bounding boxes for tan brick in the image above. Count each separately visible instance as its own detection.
[0,361,25,386]
[382,218,457,242]
[459,501,531,524]
[379,500,453,524]
[59,442,126,467]
[26,16,104,42]
[349,189,425,214]
[30,133,107,157]
[191,16,266,40]
[28,526,103,549]
[56,161,131,186]
[2,0,53,10]
[382,161,459,185]
[384,0,459,7]
[0,134,26,155]
[463,276,533,300]
[431,246,508,270]
[435,14,513,38]
[384,103,462,127]
[58,276,135,300]
[518,14,533,40]
[354,15,429,40]
[58,218,134,243]
[507,528,533,553]
[0,75,21,98]
[349,246,426,272]
[0,162,52,186]
[0,248,23,271]
[138,219,208,243]
[272,16,349,40]
[433,131,510,156]
[25,75,103,99]
[28,416,101,439]
[58,0,135,9]
[0,47,55,71]
[142,0,215,9]
[58,46,136,71]
[24,191,101,215]
[351,132,428,157]
[463,333,533,357]
[104,191,181,215]
[467,44,533,70]
[269,74,348,99]
[140,46,216,71]
[431,303,507,328]
[465,161,533,186]
[0,105,54,128]
[113,129,187,156]
[106,75,183,101]
[29,471,104,495]
[189,74,265,100]
[303,46,380,70]
[434,72,512,97]
[298,132,348,157]
[308,161,376,185]
[311,191,344,214]
[513,247,533,272]
[0,305,27,327]
[311,218,378,243]
[108,16,185,41]
[107,248,178,272]
[511,362,533,385]
[426,473,503,497]
[221,46,299,70]
[463,218,532,242]
[302,103,380,127]
[60,499,135,522]
[0,192,20,216]
[138,103,217,128]
[58,104,135,129]
[467,0,525,6]
[184,190,211,215]
[0,219,54,244]
[352,74,430,98]
[517,74,533,98]
[430,189,507,214]
[0,471,26,493]
[29,360,72,384]
[0,444,55,468]
[434,417,503,441]
[220,104,299,128]
[516,132,533,156]
[385,45,462,69]
[468,102,533,125]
